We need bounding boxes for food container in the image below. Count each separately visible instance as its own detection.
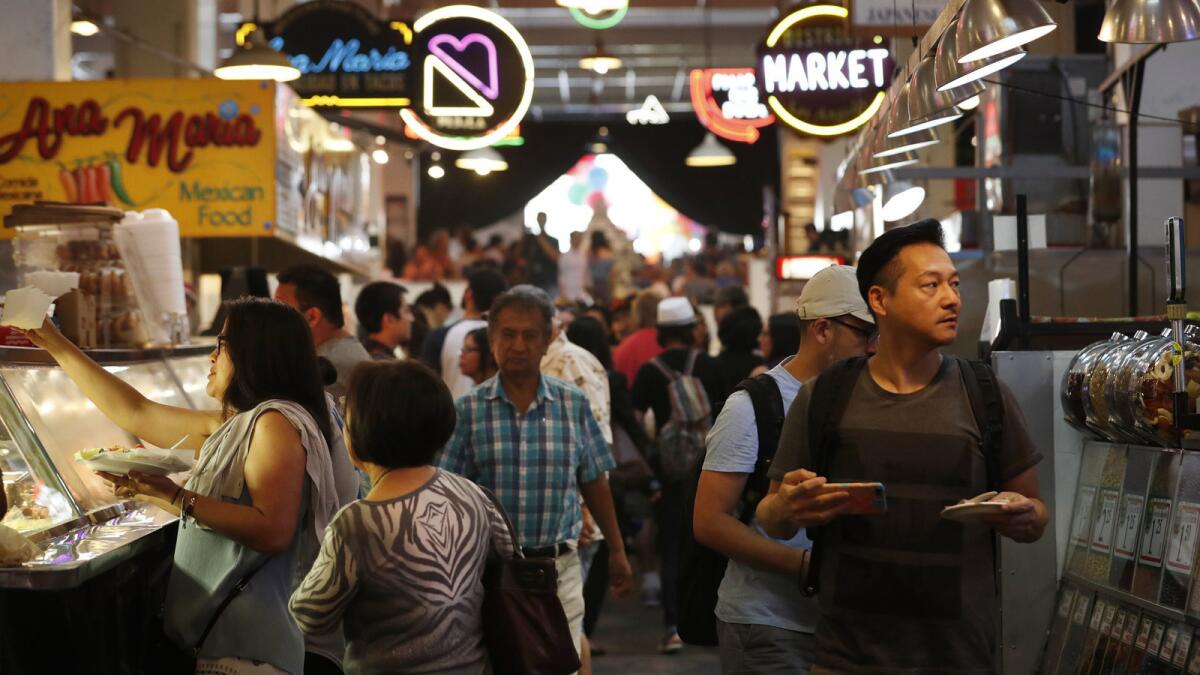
[1063,333,1129,437]
[1084,331,1148,442]
[1106,329,1175,446]
[1115,327,1200,447]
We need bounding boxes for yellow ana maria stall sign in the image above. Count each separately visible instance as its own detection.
[0,79,280,238]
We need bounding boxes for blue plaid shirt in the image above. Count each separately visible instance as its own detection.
[437,374,615,549]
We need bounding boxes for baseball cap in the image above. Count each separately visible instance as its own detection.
[796,265,874,324]
[657,296,697,327]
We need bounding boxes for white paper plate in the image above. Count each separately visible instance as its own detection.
[940,501,1009,522]
[75,448,194,476]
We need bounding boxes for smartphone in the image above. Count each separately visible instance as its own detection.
[824,482,887,515]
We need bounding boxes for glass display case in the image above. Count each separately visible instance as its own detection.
[0,343,213,588]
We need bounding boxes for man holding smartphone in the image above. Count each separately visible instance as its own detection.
[757,220,1048,673]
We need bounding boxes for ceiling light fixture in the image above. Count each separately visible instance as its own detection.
[71,19,100,37]
[214,14,300,82]
[1099,0,1200,43]
[935,18,1026,92]
[955,0,1058,62]
[957,94,982,110]
[456,146,508,175]
[882,79,953,143]
[372,149,389,164]
[686,132,737,167]
[860,153,919,176]
[881,179,927,221]
[907,56,970,130]
[580,39,622,74]
[428,164,445,179]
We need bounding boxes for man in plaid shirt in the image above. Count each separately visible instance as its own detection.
[438,286,633,660]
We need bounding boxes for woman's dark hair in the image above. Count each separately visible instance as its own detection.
[466,327,496,377]
[657,323,696,348]
[718,306,763,353]
[406,310,430,359]
[566,316,613,370]
[345,361,456,469]
[222,298,332,446]
[765,312,803,366]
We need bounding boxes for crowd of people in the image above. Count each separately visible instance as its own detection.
[18,218,1052,675]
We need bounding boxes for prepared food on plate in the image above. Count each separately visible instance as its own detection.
[75,444,193,476]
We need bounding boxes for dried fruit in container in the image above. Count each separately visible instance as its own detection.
[1063,334,1127,437]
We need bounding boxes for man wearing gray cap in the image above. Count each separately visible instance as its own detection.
[632,295,729,653]
[693,265,876,673]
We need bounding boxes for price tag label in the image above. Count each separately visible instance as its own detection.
[1179,630,1196,669]
[1092,489,1120,553]
[1116,494,1146,560]
[1164,627,1182,663]
[1190,637,1200,675]
[1091,599,1107,631]
[1166,502,1200,575]
[1101,603,1117,634]
[1074,487,1097,546]
[1150,623,1167,656]
[1137,618,1154,649]
[1125,612,1141,645]
[1141,498,1174,567]
[1058,588,1077,619]
[1075,595,1092,625]
[1112,610,1127,638]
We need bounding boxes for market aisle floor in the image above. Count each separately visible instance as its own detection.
[590,591,721,675]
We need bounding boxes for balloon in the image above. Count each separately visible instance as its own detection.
[588,166,608,191]
[568,182,589,205]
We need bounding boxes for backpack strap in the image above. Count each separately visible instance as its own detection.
[649,356,680,382]
[734,373,785,523]
[683,349,701,376]
[956,357,1005,491]
[800,355,869,597]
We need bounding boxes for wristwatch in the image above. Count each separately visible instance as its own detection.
[182,491,199,523]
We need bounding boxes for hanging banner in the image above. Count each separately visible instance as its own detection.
[0,79,277,238]
[689,68,775,144]
[756,4,893,137]
[400,5,535,151]
[848,0,943,36]
[244,0,413,108]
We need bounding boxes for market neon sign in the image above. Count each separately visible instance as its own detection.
[689,68,774,144]
[401,5,535,151]
[758,4,892,137]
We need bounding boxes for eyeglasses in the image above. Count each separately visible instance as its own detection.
[214,335,230,357]
[829,317,878,344]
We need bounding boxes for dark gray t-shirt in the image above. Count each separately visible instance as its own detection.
[769,356,1042,674]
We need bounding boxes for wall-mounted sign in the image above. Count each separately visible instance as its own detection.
[400,6,534,151]
[690,68,775,144]
[626,95,669,125]
[243,1,413,108]
[776,254,846,280]
[849,0,942,35]
[0,79,277,238]
[756,4,893,137]
[570,5,628,30]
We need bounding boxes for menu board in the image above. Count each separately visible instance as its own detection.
[1163,454,1200,609]
[1086,448,1129,581]
[1134,454,1183,601]
[1112,449,1156,591]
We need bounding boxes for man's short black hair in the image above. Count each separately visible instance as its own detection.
[713,285,749,309]
[414,283,452,310]
[856,218,946,304]
[355,281,406,334]
[657,324,696,348]
[345,360,456,469]
[277,264,344,328]
[468,268,508,313]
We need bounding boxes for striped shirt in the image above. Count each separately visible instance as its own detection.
[437,374,615,549]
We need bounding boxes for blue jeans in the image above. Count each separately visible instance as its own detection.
[716,619,815,675]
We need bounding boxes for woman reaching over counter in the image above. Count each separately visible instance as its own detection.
[23,297,346,675]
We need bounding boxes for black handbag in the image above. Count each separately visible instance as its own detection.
[147,556,272,673]
[479,488,582,675]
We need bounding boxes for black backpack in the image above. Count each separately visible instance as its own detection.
[800,355,1005,597]
[678,373,786,646]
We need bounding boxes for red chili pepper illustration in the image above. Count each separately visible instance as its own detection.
[58,163,78,203]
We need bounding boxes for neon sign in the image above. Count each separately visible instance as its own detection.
[757,5,892,137]
[569,5,628,30]
[401,5,534,151]
[244,1,413,109]
[689,68,774,144]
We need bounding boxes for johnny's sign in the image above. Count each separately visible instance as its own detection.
[757,4,893,137]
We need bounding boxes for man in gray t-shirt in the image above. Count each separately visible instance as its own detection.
[275,264,371,402]
[695,265,876,674]
[757,220,1048,674]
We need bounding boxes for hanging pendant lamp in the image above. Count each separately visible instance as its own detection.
[686,132,737,167]
[936,18,1026,92]
[877,171,927,221]
[955,0,1058,62]
[1098,0,1200,43]
[908,56,972,127]
[216,27,300,82]
[456,146,508,175]
[880,79,948,147]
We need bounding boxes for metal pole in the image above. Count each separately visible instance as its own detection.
[1127,63,1146,316]
[1017,194,1030,325]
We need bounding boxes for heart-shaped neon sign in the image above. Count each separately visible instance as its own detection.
[427,33,500,100]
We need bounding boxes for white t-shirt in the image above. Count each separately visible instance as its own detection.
[558,250,588,303]
[440,319,487,400]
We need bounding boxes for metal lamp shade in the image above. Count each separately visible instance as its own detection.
[935,17,1027,92]
[1098,0,1200,43]
[955,0,1058,62]
[909,56,971,126]
[877,82,943,154]
[214,29,300,82]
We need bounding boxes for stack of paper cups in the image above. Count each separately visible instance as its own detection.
[115,209,187,318]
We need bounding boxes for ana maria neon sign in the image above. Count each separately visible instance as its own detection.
[690,68,775,144]
[267,37,411,75]
[756,5,892,137]
[401,5,534,151]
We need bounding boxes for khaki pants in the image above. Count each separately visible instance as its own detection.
[555,549,585,661]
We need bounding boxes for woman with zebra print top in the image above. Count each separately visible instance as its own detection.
[290,360,514,675]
